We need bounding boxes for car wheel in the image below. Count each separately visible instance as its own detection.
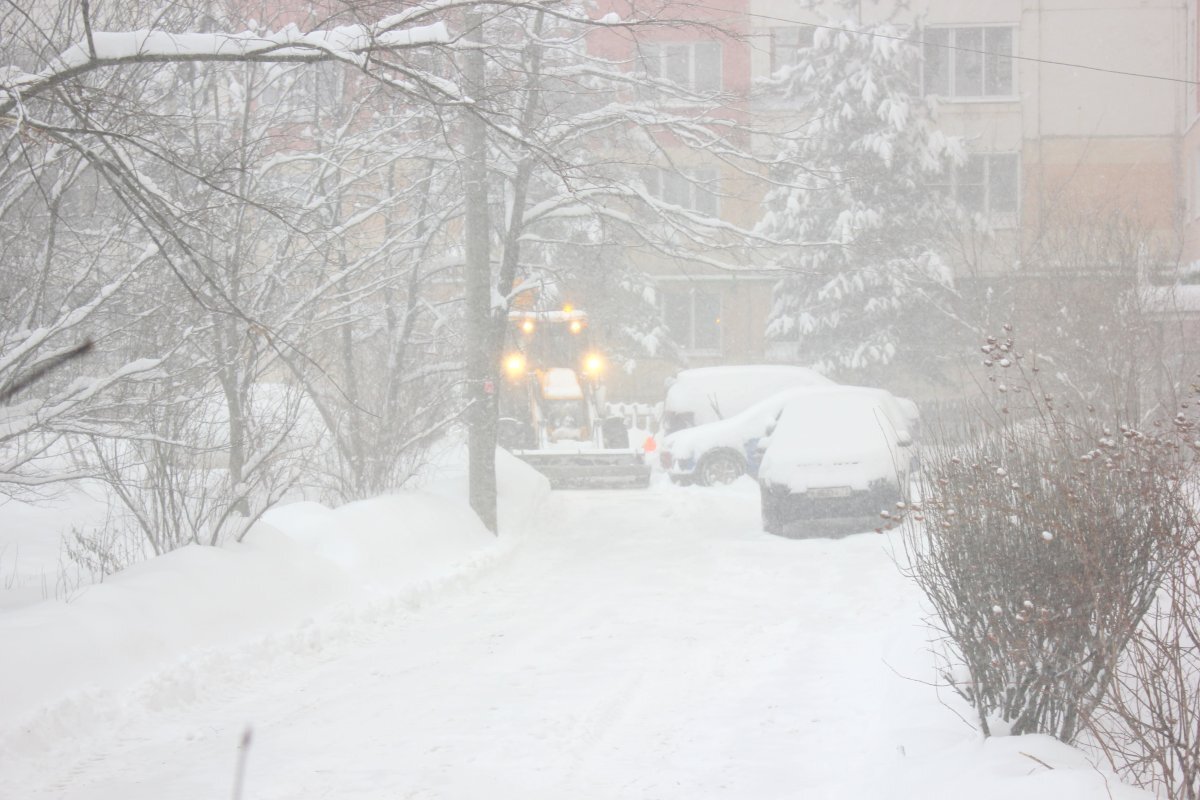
[697,450,745,486]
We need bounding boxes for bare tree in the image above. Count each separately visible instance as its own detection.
[4,0,808,540]
[0,0,461,498]
[444,1,805,529]
[961,203,1189,423]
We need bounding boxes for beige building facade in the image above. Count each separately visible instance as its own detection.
[614,0,1194,399]
[755,0,1186,250]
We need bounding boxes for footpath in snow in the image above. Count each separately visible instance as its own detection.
[0,463,1146,799]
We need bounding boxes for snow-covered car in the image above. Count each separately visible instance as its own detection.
[757,390,915,536]
[661,365,834,435]
[660,385,915,487]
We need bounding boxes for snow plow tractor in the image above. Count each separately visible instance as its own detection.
[498,308,651,489]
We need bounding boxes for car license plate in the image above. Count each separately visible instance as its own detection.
[808,486,852,498]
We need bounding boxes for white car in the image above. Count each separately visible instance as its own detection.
[757,389,915,536]
[660,385,916,487]
[662,365,834,435]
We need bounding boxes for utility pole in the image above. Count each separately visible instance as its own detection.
[463,9,499,533]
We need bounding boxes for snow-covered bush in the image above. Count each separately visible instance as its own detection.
[904,330,1200,743]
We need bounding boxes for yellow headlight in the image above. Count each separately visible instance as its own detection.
[520,319,535,334]
[504,353,526,377]
[584,353,604,375]
[569,319,583,334]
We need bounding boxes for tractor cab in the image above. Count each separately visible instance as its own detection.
[497,307,649,488]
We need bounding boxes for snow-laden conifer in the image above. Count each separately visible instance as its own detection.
[757,18,963,379]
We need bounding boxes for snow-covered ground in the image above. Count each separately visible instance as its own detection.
[0,468,1147,799]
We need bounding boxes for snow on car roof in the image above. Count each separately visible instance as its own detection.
[758,391,909,490]
[771,391,900,446]
[663,384,912,462]
[664,365,835,426]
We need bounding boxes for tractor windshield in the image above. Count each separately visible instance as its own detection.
[514,314,589,370]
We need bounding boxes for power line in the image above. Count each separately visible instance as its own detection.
[692,4,1200,88]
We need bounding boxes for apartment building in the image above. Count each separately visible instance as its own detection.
[608,0,1192,395]
[584,0,768,384]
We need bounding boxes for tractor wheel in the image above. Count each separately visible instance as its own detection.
[498,418,535,450]
[601,417,630,449]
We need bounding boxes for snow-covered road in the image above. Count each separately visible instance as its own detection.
[3,483,1143,799]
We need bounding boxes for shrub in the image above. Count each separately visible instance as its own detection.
[904,331,1199,743]
[1089,479,1200,799]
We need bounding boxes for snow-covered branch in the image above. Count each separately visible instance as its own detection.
[1,19,454,117]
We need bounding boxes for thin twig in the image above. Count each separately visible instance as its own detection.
[1020,751,1055,771]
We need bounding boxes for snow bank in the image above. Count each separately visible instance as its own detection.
[420,446,550,533]
[0,480,114,611]
[0,449,549,745]
[873,734,1150,799]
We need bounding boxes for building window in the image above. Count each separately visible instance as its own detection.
[643,167,720,217]
[923,26,1015,99]
[640,41,723,93]
[662,286,722,352]
[935,152,1019,220]
[769,27,814,74]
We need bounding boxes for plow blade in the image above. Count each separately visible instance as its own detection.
[511,449,651,489]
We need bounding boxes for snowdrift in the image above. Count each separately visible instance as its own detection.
[0,449,549,743]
